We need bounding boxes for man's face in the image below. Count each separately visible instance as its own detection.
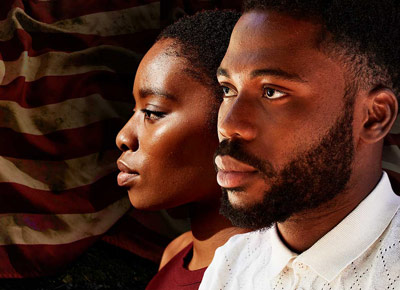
[215,11,356,229]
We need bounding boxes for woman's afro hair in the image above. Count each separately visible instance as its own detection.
[157,10,241,97]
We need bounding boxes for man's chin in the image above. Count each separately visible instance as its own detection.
[220,189,277,230]
[225,187,267,209]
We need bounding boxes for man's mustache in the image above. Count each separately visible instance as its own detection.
[214,139,276,178]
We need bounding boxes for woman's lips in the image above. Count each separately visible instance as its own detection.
[117,160,139,187]
[215,155,258,188]
[117,171,139,186]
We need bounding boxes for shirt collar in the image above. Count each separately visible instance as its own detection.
[267,225,297,279]
[297,171,400,282]
[267,171,400,282]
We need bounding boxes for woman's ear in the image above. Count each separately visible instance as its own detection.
[360,88,398,144]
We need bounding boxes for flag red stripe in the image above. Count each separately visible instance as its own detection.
[0,0,159,23]
[0,0,20,21]
[0,29,158,62]
[0,235,98,278]
[0,72,134,108]
[0,172,126,214]
[0,119,125,160]
[102,213,170,263]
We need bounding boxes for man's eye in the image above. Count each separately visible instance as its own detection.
[141,109,165,121]
[222,86,236,97]
[262,87,287,100]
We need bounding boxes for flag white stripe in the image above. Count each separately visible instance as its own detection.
[0,46,141,85]
[0,3,160,41]
[0,150,119,190]
[0,94,131,135]
[0,196,131,245]
[383,161,400,174]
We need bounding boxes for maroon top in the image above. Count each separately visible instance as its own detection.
[146,243,207,290]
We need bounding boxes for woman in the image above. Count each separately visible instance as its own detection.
[116,10,247,289]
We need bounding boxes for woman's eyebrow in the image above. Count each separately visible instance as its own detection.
[217,67,230,78]
[138,88,176,100]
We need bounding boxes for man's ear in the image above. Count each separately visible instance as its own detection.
[360,88,398,143]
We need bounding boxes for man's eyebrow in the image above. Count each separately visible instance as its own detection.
[138,88,176,100]
[250,68,307,83]
[217,67,307,83]
[217,67,230,78]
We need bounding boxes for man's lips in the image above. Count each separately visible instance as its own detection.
[215,155,258,188]
[117,160,139,186]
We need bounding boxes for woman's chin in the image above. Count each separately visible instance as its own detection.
[127,192,194,218]
[127,191,171,211]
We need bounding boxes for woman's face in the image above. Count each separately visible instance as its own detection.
[116,39,221,210]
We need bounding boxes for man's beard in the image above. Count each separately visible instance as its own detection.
[217,89,355,230]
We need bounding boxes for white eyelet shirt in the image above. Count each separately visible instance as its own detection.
[199,172,400,290]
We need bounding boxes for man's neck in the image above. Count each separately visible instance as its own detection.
[277,170,382,253]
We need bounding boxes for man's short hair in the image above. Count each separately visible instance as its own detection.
[244,0,400,102]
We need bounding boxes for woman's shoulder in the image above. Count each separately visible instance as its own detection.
[159,231,193,270]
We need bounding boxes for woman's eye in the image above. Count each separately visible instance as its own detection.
[222,86,236,97]
[263,87,287,100]
[141,109,165,121]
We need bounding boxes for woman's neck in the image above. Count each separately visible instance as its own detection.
[187,201,249,270]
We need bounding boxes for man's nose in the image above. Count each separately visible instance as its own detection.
[116,117,139,152]
[218,95,258,142]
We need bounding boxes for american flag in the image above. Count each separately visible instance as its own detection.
[0,0,167,278]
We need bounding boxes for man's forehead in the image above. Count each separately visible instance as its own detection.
[220,11,327,75]
[231,11,323,50]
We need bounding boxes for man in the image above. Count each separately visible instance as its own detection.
[199,0,400,289]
